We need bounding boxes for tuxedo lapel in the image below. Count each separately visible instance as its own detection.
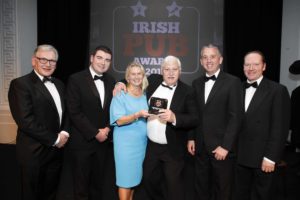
[102,73,112,109]
[197,77,206,107]
[31,72,58,113]
[246,78,269,114]
[83,70,103,110]
[170,81,183,110]
[205,72,225,105]
[147,75,163,100]
[53,78,65,113]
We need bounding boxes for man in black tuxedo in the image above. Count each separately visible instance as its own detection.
[141,55,199,200]
[8,44,70,200]
[187,44,243,200]
[289,60,300,156]
[66,45,116,200]
[234,51,290,200]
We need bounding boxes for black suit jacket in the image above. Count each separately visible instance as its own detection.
[147,74,199,159]
[66,69,115,150]
[237,78,290,168]
[291,86,300,148]
[8,71,69,164]
[191,71,243,154]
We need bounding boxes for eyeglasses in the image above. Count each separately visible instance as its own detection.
[35,57,57,66]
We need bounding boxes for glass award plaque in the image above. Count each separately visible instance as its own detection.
[149,97,168,114]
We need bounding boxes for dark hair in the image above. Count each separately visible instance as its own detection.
[91,45,113,58]
[244,50,266,63]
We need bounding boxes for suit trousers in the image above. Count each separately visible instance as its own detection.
[142,140,185,200]
[234,164,274,200]
[69,143,114,200]
[19,147,62,200]
[194,149,235,200]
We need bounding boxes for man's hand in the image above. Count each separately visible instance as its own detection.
[212,146,228,160]
[261,159,275,173]
[113,82,127,96]
[56,133,69,148]
[157,109,176,123]
[187,140,196,155]
[95,127,110,142]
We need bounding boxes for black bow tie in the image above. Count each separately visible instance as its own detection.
[43,76,53,83]
[94,75,104,81]
[245,81,258,89]
[161,83,173,90]
[204,75,217,82]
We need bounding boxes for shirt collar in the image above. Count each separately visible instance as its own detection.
[247,75,263,86]
[206,68,220,78]
[89,66,103,78]
[34,70,51,82]
[162,81,177,89]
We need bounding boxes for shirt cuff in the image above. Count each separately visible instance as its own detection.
[263,157,275,164]
[53,131,70,146]
[172,116,177,126]
[53,135,60,146]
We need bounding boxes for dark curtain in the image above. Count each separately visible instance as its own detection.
[37,0,90,83]
[37,0,283,82]
[224,0,283,81]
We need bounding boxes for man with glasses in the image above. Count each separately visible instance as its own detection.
[8,44,70,200]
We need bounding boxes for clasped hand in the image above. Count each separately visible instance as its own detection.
[95,127,110,142]
[56,132,69,148]
[157,109,175,123]
[212,146,228,160]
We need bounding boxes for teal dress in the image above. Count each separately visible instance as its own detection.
[110,91,148,188]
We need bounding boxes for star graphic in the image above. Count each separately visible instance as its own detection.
[166,1,183,17]
[131,1,147,17]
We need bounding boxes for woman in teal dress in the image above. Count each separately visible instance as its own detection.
[110,62,150,200]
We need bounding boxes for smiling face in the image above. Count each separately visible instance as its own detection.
[90,50,112,74]
[243,52,266,81]
[200,47,223,76]
[126,66,144,87]
[161,56,181,86]
[32,50,57,77]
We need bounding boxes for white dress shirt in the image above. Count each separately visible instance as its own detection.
[244,76,275,164]
[34,70,69,146]
[244,76,263,112]
[204,69,220,103]
[147,82,177,144]
[90,66,105,108]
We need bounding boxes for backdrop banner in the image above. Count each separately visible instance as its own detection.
[90,0,223,84]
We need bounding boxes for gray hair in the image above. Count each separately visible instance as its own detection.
[34,44,59,60]
[161,55,182,70]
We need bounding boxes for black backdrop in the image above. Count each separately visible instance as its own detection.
[224,0,282,82]
[37,0,283,83]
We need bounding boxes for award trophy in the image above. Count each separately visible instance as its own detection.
[149,97,168,114]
